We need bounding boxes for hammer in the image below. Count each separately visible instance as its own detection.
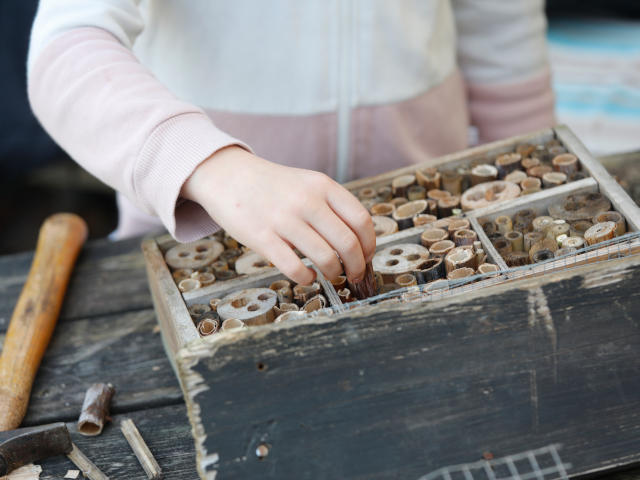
[0,422,72,475]
[0,214,88,431]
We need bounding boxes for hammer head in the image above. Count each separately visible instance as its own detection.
[0,422,72,475]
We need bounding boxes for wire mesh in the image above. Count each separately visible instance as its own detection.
[311,231,640,316]
[416,444,570,480]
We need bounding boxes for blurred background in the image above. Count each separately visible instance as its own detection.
[1,1,639,253]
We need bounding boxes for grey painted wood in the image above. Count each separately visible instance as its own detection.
[181,256,640,480]
[38,404,198,480]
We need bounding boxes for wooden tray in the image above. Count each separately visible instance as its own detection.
[141,126,640,479]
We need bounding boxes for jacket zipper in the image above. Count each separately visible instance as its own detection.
[336,0,353,183]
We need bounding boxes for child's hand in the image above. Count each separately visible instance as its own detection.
[181,146,376,285]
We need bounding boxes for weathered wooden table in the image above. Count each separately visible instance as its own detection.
[0,236,199,479]
[1,236,639,479]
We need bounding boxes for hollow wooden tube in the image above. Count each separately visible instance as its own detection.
[337,288,353,303]
[377,186,393,202]
[452,229,477,247]
[505,231,524,252]
[505,251,530,267]
[437,195,460,218]
[552,153,579,176]
[347,262,378,299]
[524,231,545,252]
[444,247,476,273]
[413,214,437,228]
[394,273,417,287]
[429,240,455,258]
[77,383,115,436]
[413,258,445,284]
[421,228,448,248]
[521,157,540,170]
[584,221,617,246]
[447,218,471,236]
[447,267,475,281]
[527,165,553,179]
[197,316,220,336]
[529,238,558,261]
[392,200,428,230]
[561,236,585,250]
[542,172,567,188]
[495,215,513,234]
[495,153,522,178]
[416,168,441,190]
[477,263,500,275]
[569,220,593,237]
[358,187,377,201]
[532,249,555,263]
[391,174,416,198]
[532,216,555,233]
[504,170,527,184]
[370,202,395,217]
[593,211,626,237]
[407,185,427,200]
[492,236,513,257]
[521,177,542,191]
[0,213,88,431]
[441,171,463,195]
[470,164,498,186]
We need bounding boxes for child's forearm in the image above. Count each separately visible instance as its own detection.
[27,27,247,242]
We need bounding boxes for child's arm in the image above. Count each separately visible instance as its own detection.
[182,146,375,285]
[452,0,556,142]
[27,4,374,284]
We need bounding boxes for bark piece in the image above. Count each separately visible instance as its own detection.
[77,383,115,437]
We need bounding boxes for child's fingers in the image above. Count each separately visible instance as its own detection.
[306,206,366,282]
[325,184,376,263]
[278,221,344,282]
[255,233,316,285]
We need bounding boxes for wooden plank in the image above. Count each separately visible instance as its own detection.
[0,236,152,329]
[179,255,640,480]
[38,404,197,480]
[142,238,199,357]
[8,308,183,426]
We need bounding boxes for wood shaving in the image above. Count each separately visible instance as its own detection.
[0,464,42,479]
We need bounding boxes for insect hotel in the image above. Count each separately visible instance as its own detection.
[142,126,640,479]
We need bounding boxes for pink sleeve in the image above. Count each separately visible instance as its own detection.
[466,68,556,143]
[28,27,250,242]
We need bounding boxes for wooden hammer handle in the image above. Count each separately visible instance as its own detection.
[0,213,88,430]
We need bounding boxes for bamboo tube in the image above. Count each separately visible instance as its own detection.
[552,153,579,176]
[415,167,441,190]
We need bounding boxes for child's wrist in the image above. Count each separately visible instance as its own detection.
[181,145,247,203]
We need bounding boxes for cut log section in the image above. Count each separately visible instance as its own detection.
[460,181,520,211]
[373,244,430,283]
[164,239,224,270]
[217,288,278,325]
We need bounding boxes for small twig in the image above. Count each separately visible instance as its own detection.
[77,383,115,436]
[66,443,109,480]
[120,418,162,479]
